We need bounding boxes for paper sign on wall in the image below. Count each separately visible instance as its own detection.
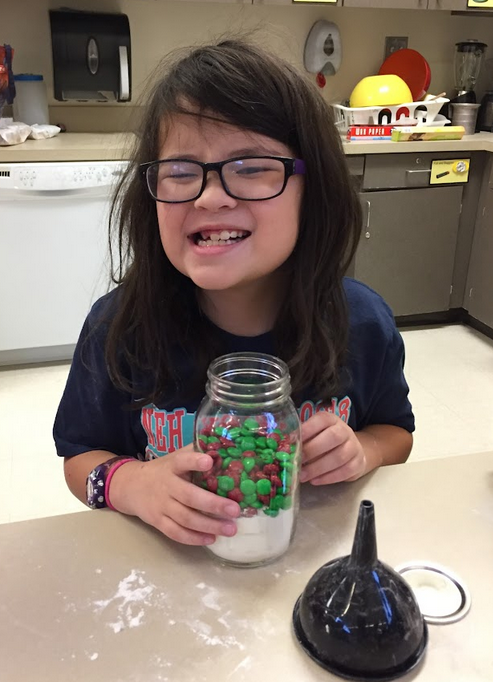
[467,0,493,7]
[430,159,470,185]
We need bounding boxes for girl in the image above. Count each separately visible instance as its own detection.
[54,39,414,547]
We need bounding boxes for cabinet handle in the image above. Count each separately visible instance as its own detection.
[365,200,371,238]
[406,169,431,175]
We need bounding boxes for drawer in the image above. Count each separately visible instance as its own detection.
[346,155,365,177]
[363,152,472,190]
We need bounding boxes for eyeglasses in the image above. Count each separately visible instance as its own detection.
[140,156,306,203]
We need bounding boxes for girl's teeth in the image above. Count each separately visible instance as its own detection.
[205,231,236,241]
[196,229,249,247]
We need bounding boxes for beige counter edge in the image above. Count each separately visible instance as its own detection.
[1,132,493,162]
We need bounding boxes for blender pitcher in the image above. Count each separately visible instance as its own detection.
[454,40,488,102]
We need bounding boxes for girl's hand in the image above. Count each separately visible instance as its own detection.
[109,444,241,546]
[300,412,367,485]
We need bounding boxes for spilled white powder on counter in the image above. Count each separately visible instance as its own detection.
[228,656,253,677]
[198,633,246,649]
[91,569,158,633]
[182,615,245,651]
[217,615,230,630]
[128,608,145,628]
[89,653,99,661]
[196,582,221,611]
[108,620,124,634]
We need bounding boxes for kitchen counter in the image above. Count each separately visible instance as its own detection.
[0,133,134,162]
[1,450,492,682]
[1,131,493,162]
[343,131,493,155]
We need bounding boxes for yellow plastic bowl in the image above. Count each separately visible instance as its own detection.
[349,75,413,108]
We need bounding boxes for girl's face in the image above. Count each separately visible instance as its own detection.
[155,114,303,294]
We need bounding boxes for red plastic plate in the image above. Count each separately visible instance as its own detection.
[379,49,431,102]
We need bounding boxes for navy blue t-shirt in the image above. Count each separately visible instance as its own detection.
[53,278,414,461]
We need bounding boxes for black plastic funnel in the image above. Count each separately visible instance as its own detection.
[293,500,428,681]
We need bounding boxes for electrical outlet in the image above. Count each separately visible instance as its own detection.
[384,37,408,61]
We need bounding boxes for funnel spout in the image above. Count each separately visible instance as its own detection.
[349,500,377,570]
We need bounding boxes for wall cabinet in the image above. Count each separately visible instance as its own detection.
[252,0,342,4]
[175,0,249,3]
[343,0,492,8]
[343,0,425,8]
[464,158,493,328]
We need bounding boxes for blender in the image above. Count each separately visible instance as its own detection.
[453,39,487,103]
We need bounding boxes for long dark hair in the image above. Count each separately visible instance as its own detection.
[104,38,362,407]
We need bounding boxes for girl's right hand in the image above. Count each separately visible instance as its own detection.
[108,445,241,546]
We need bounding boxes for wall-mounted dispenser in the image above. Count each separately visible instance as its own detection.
[50,9,131,102]
[304,20,342,78]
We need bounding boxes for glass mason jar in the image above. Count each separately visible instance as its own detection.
[193,352,301,568]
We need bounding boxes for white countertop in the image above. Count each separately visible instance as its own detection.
[1,131,493,162]
[1,450,492,682]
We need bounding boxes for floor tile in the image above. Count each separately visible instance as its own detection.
[10,448,88,523]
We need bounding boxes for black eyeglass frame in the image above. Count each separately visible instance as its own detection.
[139,155,306,203]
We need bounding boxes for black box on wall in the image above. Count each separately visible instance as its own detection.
[50,9,131,102]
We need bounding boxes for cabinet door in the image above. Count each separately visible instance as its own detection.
[343,0,426,8]
[355,187,463,316]
[465,183,493,328]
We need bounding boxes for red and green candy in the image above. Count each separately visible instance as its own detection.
[195,415,298,517]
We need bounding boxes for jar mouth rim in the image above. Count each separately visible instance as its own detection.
[206,352,292,407]
[208,352,290,386]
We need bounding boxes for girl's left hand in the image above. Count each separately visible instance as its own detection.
[300,411,367,485]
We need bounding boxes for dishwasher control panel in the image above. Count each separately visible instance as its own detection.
[0,161,129,191]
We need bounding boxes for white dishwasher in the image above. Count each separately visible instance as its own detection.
[0,160,129,365]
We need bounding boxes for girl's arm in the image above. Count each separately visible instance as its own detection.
[355,424,413,475]
[300,412,413,486]
[63,448,241,545]
[64,450,125,503]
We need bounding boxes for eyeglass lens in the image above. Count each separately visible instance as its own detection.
[147,158,287,202]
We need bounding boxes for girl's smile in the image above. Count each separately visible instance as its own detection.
[187,225,251,252]
[156,114,303,295]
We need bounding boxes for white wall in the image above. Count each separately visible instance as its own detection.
[2,0,493,131]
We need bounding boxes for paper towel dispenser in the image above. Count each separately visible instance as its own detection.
[50,9,131,102]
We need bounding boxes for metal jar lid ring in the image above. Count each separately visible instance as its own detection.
[395,561,471,625]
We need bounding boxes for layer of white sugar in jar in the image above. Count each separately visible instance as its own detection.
[209,507,295,564]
